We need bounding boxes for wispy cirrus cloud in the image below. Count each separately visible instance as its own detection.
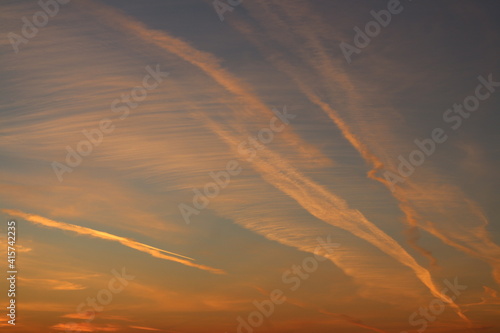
[1,1,498,332]
[18,277,86,290]
[52,322,119,332]
[128,326,162,331]
[76,0,332,169]
[69,1,470,323]
[3,209,224,274]
[235,0,500,287]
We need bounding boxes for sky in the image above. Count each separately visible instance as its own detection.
[1,0,500,332]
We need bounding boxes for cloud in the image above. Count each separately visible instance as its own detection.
[77,0,332,169]
[253,285,389,333]
[52,322,119,332]
[129,326,161,331]
[71,1,471,322]
[1,1,496,331]
[3,209,224,275]
[18,277,87,290]
[236,0,500,290]
[230,0,440,267]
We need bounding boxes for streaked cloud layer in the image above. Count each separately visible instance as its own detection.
[0,0,499,332]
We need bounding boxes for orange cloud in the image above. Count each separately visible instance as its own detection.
[52,322,119,332]
[3,209,224,275]
[129,326,161,331]
[18,277,86,291]
[78,0,332,168]
[231,0,440,268]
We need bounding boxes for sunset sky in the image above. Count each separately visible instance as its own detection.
[1,1,500,332]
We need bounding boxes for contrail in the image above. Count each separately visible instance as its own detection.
[224,3,475,321]
[76,0,468,321]
[77,0,332,168]
[232,2,498,319]
[198,114,470,324]
[3,209,224,275]
[231,1,439,268]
